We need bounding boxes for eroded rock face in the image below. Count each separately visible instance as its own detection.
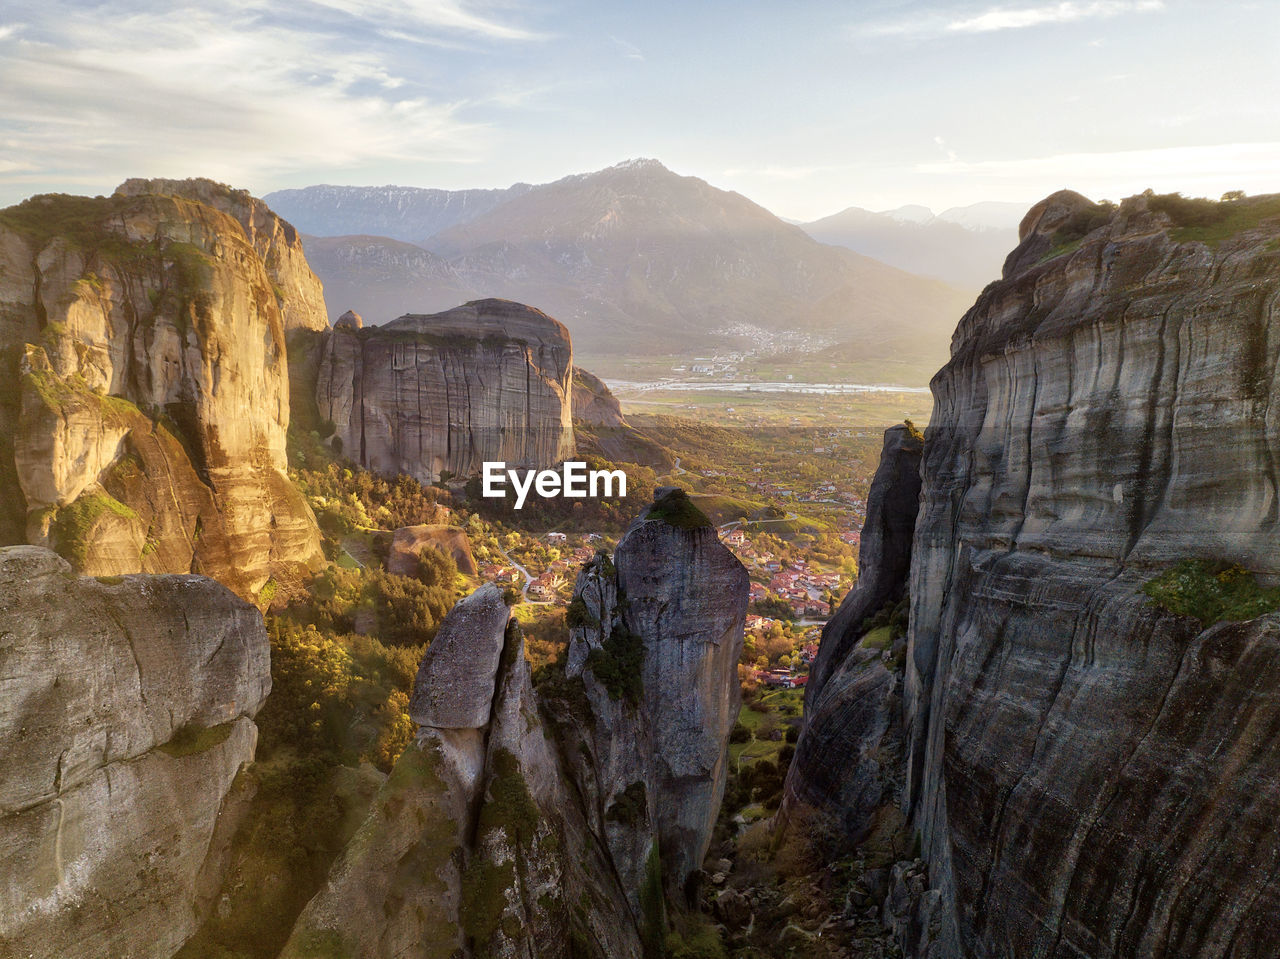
[566,487,749,904]
[572,366,627,427]
[115,177,330,333]
[0,190,323,598]
[315,298,575,483]
[901,192,1280,957]
[0,546,269,959]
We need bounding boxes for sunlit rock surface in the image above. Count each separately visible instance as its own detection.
[0,546,269,959]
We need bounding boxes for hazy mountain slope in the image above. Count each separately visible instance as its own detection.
[415,159,974,359]
[263,183,531,243]
[300,234,479,322]
[801,205,1018,288]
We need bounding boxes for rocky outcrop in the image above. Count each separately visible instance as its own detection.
[793,191,1280,958]
[564,487,749,905]
[0,190,323,599]
[286,488,748,958]
[782,425,920,845]
[315,298,575,484]
[387,523,476,577]
[0,546,270,959]
[115,177,330,333]
[572,366,627,427]
[282,583,643,959]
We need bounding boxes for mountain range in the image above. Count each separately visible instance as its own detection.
[266,160,978,369]
[799,202,1024,288]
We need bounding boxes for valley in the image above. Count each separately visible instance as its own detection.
[3,173,1280,959]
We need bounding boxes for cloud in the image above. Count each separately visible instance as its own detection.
[858,0,1164,39]
[0,1,539,203]
[609,35,645,61]
[946,1,1164,33]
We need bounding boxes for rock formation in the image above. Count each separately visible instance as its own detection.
[564,487,749,905]
[386,523,476,577]
[572,366,627,427]
[0,190,323,599]
[0,546,270,959]
[315,298,575,483]
[284,488,748,958]
[792,190,1280,958]
[783,424,920,845]
[115,177,330,333]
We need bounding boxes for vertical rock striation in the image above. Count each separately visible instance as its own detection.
[898,191,1280,957]
[564,487,749,906]
[0,546,270,959]
[0,190,323,598]
[315,298,575,484]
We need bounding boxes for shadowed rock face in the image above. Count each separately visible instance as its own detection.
[900,192,1280,957]
[0,190,323,599]
[783,425,920,844]
[315,298,575,483]
[0,546,269,959]
[566,487,749,905]
[115,177,330,333]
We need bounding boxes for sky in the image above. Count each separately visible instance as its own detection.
[1,0,1279,220]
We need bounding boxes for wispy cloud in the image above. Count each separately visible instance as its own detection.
[947,1,1164,33]
[609,35,645,61]
[0,1,540,202]
[858,0,1164,39]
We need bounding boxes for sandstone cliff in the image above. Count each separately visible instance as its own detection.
[794,191,1280,958]
[115,178,330,334]
[0,190,323,598]
[0,546,270,959]
[572,366,627,427]
[283,488,747,958]
[315,298,575,483]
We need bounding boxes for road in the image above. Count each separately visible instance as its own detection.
[496,546,551,605]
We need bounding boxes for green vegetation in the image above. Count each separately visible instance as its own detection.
[605,781,648,826]
[586,624,645,704]
[158,721,235,757]
[640,843,666,959]
[1154,192,1280,248]
[259,618,421,771]
[664,915,727,959]
[859,625,894,652]
[460,858,517,945]
[461,748,544,953]
[646,488,712,529]
[565,595,599,630]
[1142,560,1280,626]
[52,491,139,567]
[1041,199,1117,261]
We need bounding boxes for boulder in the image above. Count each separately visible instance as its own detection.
[0,546,269,959]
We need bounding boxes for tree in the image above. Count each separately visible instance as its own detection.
[1221,190,1247,202]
